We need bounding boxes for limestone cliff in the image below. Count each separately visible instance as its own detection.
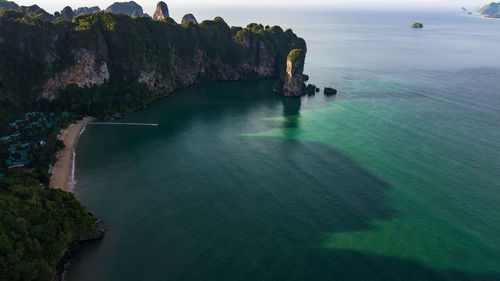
[105,1,143,17]
[41,49,109,100]
[182,13,198,24]
[74,6,101,16]
[0,11,306,126]
[34,17,306,101]
[59,6,75,19]
[282,49,306,97]
[137,42,276,92]
[153,1,169,20]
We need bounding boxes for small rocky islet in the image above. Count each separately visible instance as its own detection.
[324,87,338,95]
[411,22,424,28]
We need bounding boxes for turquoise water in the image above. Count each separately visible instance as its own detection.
[67,9,500,281]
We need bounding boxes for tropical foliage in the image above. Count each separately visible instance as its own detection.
[0,176,99,281]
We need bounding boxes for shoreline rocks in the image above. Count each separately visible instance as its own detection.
[55,213,105,281]
[305,84,317,95]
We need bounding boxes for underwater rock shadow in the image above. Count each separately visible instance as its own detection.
[103,136,405,280]
[229,137,399,236]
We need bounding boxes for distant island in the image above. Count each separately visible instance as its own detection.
[0,1,309,280]
[478,2,500,18]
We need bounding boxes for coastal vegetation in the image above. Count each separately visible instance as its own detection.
[0,111,103,281]
[287,48,305,62]
[0,178,101,281]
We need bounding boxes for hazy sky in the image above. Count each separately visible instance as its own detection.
[13,0,490,14]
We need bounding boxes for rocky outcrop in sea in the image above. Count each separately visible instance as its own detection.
[411,22,423,28]
[324,87,337,95]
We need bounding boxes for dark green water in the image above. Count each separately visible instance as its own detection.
[67,9,500,281]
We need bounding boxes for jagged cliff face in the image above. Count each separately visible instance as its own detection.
[282,49,306,97]
[31,16,304,101]
[105,1,143,17]
[41,40,278,98]
[41,49,109,100]
[153,1,169,20]
[132,44,276,92]
[0,12,306,128]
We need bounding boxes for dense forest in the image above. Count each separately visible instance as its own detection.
[0,176,101,280]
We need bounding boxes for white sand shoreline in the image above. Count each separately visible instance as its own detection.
[50,117,95,191]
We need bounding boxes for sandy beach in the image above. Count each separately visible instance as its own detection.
[50,117,95,191]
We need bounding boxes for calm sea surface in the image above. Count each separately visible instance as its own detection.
[66,9,500,281]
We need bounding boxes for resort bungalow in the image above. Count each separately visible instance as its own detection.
[1,133,21,142]
[6,143,31,168]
